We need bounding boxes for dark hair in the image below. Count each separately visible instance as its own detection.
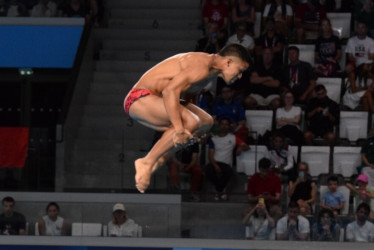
[314,84,326,93]
[2,196,15,205]
[218,44,251,64]
[46,202,60,213]
[327,175,339,184]
[219,117,231,124]
[267,0,287,19]
[288,46,299,53]
[316,209,336,234]
[356,202,371,214]
[259,157,272,169]
[288,200,299,209]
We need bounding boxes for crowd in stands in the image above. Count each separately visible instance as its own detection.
[165,0,374,242]
[0,0,104,26]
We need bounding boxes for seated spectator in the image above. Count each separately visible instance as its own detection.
[262,0,294,38]
[345,21,374,74]
[202,0,229,32]
[354,0,374,39]
[226,21,255,57]
[288,162,316,216]
[275,91,304,146]
[0,0,8,16]
[247,157,282,221]
[0,196,26,235]
[359,128,374,188]
[283,46,317,105]
[320,175,345,217]
[346,173,374,219]
[242,202,275,240]
[314,18,342,77]
[230,0,255,36]
[61,0,92,24]
[276,201,310,241]
[7,0,28,16]
[167,142,202,202]
[205,117,249,201]
[304,84,339,146]
[108,203,139,237]
[265,132,296,182]
[294,0,327,44]
[38,202,67,236]
[255,18,286,65]
[342,60,374,112]
[244,47,282,111]
[211,85,249,142]
[311,209,341,241]
[346,202,374,242]
[30,0,58,17]
[195,22,220,54]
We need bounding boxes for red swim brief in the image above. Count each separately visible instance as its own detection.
[124,89,154,115]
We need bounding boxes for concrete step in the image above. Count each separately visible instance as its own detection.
[99,49,180,61]
[90,82,127,93]
[82,104,125,117]
[93,28,201,41]
[102,39,195,51]
[93,71,142,84]
[80,114,126,127]
[108,18,201,30]
[96,60,159,72]
[85,92,124,105]
[105,0,200,9]
[110,9,200,20]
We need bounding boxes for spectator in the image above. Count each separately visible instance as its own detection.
[0,0,8,16]
[304,84,340,146]
[275,91,304,146]
[354,0,374,39]
[262,0,294,38]
[294,0,327,43]
[167,142,202,202]
[61,0,91,24]
[202,0,230,32]
[342,60,374,112]
[195,22,220,53]
[108,203,140,237]
[205,117,249,201]
[230,0,255,36]
[345,21,374,74]
[276,201,310,241]
[288,162,316,216]
[314,18,342,77]
[320,175,345,217]
[30,0,58,17]
[346,202,374,242]
[0,196,26,235]
[360,128,374,188]
[244,47,282,111]
[265,132,296,182]
[38,202,67,236]
[345,173,374,218]
[255,18,286,65]
[246,157,282,221]
[283,46,317,105]
[226,21,255,56]
[311,209,341,241]
[7,0,28,17]
[242,202,275,240]
[211,85,249,142]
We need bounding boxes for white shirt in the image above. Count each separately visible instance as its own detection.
[42,215,64,236]
[275,106,301,130]
[276,215,310,240]
[226,34,255,51]
[263,4,293,22]
[345,36,374,67]
[210,133,237,167]
[108,218,138,237]
[346,220,374,242]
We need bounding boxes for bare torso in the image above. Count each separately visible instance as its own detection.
[132,52,219,96]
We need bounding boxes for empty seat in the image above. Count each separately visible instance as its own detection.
[245,110,273,137]
[339,111,368,143]
[254,12,262,38]
[316,77,342,104]
[289,44,315,66]
[333,146,361,178]
[71,222,102,236]
[300,146,330,178]
[236,145,267,176]
[326,12,351,39]
[319,185,350,215]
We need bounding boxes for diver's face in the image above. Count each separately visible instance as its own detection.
[221,57,249,84]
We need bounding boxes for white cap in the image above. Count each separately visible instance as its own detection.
[113,203,126,212]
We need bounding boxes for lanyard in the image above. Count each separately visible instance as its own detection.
[290,67,298,86]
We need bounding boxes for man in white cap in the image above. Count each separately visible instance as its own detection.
[107,203,140,237]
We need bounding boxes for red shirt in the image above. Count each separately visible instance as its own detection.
[202,2,229,29]
[247,172,282,204]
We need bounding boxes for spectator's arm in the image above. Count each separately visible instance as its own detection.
[362,153,374,168]
[61,219,68,236]
[306,182,316,205]
[38,218,46,236]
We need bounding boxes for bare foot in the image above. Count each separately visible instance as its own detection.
[134,158,152,193]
